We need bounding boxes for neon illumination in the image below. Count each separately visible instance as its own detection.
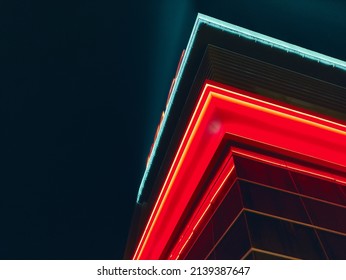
[137,14,346,203]
[133,81,346,259]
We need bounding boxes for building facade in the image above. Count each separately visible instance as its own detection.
[126,14,346,260]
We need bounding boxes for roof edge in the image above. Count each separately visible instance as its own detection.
[196,13,346,71]
[136,13,346,203]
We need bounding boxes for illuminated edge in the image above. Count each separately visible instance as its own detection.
[170,146,346,259]
[134,82,346,259]
[137,13,346,203]
[199,13,346,70]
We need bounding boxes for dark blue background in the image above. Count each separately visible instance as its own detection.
[1,0,345,259]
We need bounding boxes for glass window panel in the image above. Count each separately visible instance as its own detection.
[211,212,251,260]
[302,198,346,234]
[239,180,310,223]
[245,211,327,259]
[341,186,346,200]
[185,219,214,260]
[233,156,296,192]
[291,172,346,206]
[317,230,346,260]
[185,181,243,259]
[211,182,244,242]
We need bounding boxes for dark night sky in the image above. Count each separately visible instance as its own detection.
[1,0,346,259]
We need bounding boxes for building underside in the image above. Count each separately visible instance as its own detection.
[125,14,346,260]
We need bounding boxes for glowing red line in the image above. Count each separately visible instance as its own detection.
[232,148,346,186]
[232,149,287,168]
[211,91,346,136]
[133,85,212,259]
[177,203,212,259]
[192,204,212,232]
[170,166,235,259]
[177,231,194,259]
[209,84,346,131]
[133,81,346,259]
[210,166,235,203]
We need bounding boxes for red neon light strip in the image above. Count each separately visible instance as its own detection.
[231,147,346,186]
[133,81,346,259]
[133,86,217,259]
[169,159,236,259]
[173,147,346,259]
[174,147,346,259]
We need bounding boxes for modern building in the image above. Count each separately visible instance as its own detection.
[126,14,346,260]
